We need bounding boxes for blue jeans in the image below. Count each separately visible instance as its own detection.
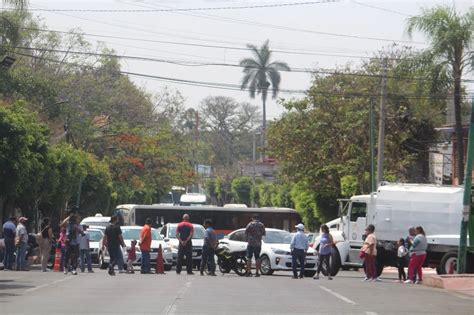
[16,242,27,270]
[200,245,216,274]
[80,249,92,272]
[3,238,15,269]
[141,251,151,273]
[291,248,306,277]
[60,246,66,271]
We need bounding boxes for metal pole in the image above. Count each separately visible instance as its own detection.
[376,59,388,185]
[370,98,376,192]
[457,98,474,273]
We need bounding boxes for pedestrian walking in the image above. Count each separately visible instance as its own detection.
[290,223,308,279]
[361,224,378,281]
[61,211,83,275]
[139,218,152,274]
[15,217,29,271]
[245,214,266,277]
[405,226,417,282]
[2,216,17,270]
[127,240,137,274]
[176,214,194,275]
[396,238,407,282]
[79,225,93,273]
[39,217,53,272]
[314,224,333,280]
[58,225,67,272]
[405,226,427,284]
[103,215,126,276]
[200,219,217,276]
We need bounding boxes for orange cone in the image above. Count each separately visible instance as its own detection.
[156,244,165,274]
[53,247,61,272]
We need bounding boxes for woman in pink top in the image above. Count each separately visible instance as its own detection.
[361,224,378,281]
[58,226,67,272]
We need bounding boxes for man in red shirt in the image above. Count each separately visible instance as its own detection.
[176,214,194,275]
[139,218,153,274]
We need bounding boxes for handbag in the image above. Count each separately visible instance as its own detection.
[359,250,366,259]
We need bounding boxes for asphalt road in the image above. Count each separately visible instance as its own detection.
[0,267,472,315]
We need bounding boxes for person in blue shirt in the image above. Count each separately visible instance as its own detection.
[200,219,217,276]
[2,216,17,270]
[314,224,334,280]
[290,223,309,279]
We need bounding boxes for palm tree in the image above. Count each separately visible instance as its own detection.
[407,7,474,185]
[239,40,290,157]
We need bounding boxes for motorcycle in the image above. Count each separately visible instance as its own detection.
[215,242,249,276]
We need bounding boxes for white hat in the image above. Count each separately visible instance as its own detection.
[295,223,305,231]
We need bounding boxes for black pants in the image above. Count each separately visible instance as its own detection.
[291,248,306,277]
[177,242,193,274]
[65,244,79,270]
[398,257,407,280]
[317,253,331,275]
[200,245,216,274]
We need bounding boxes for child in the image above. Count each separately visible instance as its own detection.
[127,240,137,274]
[79,225,93,273]
[396,238,407,282]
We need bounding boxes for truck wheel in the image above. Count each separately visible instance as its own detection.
[439,252,458,274]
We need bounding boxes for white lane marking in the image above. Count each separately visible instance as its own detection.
[366,312,378,315]
[165,281,192,315]
[52,276,74,285]
[25,284,48,293]
[319,286,357,305]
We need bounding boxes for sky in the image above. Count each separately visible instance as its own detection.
[17,0,474,120]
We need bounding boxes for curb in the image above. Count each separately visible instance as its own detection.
[424,274,474,297]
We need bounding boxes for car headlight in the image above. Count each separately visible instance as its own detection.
[170,244,179,251]
[271,248,287,255]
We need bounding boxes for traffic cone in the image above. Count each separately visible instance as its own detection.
[156,244,165,274]
[53,247,61,272]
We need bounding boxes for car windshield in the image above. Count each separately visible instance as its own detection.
[121,228,163,241]
[88,230,103,242]
[263,230,293,244]
[168,225,205,239]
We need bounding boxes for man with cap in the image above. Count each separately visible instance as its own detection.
[290,223,309,279]
[15,217,29,271]
[2,216,17,270]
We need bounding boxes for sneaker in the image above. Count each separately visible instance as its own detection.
[374,278,382,282]
[187,272,195,275]
[72,270,77,275]
[328,277,333,280]
[108,268,115,276]
[245,273,252,277]
[209,273,217,277]
[415,280,422,284]
[64,270,68,275]
[254,273,260,278]
[404,279,413,284]
[298,275,304,279]
[176,271,181,275]
[362,277,369,282]
[313,275,320,280]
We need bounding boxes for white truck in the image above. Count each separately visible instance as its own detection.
[315,183,473,276]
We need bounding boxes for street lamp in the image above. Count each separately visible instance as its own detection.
[0,55,15,69]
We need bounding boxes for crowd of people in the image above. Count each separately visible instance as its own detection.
[2,212,428,283]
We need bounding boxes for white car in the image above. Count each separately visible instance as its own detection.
[85,228,104,264]
[99,226,173,271]
[160,223,205,268]
[221,228,318,277]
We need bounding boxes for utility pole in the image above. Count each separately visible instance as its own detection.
[376,59,388,186]
[369,98,376,192]
[457,98,474,273]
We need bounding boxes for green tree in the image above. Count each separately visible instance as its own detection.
[407,6,474,184]
[239,40,290,153]
[231,176,253,206]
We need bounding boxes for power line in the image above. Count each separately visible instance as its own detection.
[2,1,339,12]
[353,1,412,17]
[10,50,468,100]
[10,45,474,83]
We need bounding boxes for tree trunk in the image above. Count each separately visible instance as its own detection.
[453,65,464,185]
[262,89,267,159]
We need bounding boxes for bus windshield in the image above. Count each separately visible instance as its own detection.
[263,230,293,244]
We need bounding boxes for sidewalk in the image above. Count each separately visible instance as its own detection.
[424,274,474,297]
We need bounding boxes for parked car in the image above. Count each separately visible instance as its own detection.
[221,228,318,277]
[99,226,173,271]
[86,228,104,264]
[160,223,205,268]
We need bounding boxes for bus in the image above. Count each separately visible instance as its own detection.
[118,204,302,238]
